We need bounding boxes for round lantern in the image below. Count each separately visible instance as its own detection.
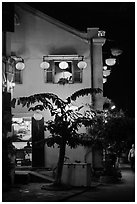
[40,61,50,69]
[105,58,116,66]
[33,112,43,121]
[111,48,123,57]
[59,61,68,69]
[77,61,87,69]
[103,70,111,77]
[103,78,107,83]
[103,66,107,70]
[16,62,25,70]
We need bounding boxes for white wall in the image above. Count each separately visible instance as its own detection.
[11,4,102,167]
[44,144,93,169]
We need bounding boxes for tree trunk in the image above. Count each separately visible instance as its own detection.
[54,139,66,185]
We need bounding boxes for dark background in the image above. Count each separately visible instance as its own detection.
[3,2,135,117]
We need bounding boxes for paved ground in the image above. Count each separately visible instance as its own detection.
[66,169,135,202]
[2,165,135,202]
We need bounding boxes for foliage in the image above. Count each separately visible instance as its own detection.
[11,88,102,185]
[88,108,135,155]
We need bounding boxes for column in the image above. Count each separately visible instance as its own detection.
[92,37,106,110]
[32,117,45,168]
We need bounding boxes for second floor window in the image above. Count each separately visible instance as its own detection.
[44,60,82,84]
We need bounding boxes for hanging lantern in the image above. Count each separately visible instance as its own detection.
[59,61,68,69]
[103,70,111,77]
[77,61,87,69]
[40,61,50,69]
[103,66,107,70]
[16,62,25,70]
[105,58,116,66]
[33,112,43,121]
[111,48,123,56]
[103,78,107,83]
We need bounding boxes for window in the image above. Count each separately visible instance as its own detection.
[13,68,23,84]
[44,60,82,84]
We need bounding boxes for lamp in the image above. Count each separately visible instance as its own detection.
[40,61,50,69]
[103,78,107,83]
[33,112,43,121]
[103,70,111,77]
[103,66,107,70]
[77,61,87,69]
[9,56,25,70]
[105,58,116,66]
[16,61,25,70]
[111,105,116,110]
[59,61,68,69]
[111,48,123,57]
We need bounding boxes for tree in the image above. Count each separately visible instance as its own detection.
[11,88,102,186]
[88,105,134,179]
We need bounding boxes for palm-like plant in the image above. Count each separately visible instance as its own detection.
[11,88,102,186]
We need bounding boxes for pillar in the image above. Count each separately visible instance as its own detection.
[32,117,45,168]
[91,37,106,110]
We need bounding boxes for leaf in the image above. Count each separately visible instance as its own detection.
[66,88,102,102]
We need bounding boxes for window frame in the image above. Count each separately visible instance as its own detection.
[44,60,83,84]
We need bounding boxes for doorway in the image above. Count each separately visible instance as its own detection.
[12,117,32,167]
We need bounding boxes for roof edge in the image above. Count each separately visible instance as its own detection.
[15,3,99,42]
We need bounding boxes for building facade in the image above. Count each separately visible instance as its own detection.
[2,3,105,169]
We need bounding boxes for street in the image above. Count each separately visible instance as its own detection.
[65,169,135,202]
[2,167,135,202]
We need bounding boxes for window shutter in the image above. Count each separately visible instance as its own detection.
[44,61,54,83]
[13,69,22,84]
[73,60,82,83]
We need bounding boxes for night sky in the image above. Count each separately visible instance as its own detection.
[3,2,135,117]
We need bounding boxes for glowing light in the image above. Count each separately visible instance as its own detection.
[103,66,107,70]
[103,78,107,83]
[40,61,50,69]
[33,112,43,120]
[77,61,87,69]
[59,61,68,69]
[16,62,25,70]
[111,48,123,56]
[111,105,116,110]
[103,70,111,77]
[105,58,116,66]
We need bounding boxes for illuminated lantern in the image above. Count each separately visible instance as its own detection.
[105,58,116,66]
[111,48,123,56]
[103,70,111,77]
[16,62,25,70]
[40,61,50,69]
[103,78,107,83]
[103,66,107,70]
[77,61,87,69]
[33,112,43,121]
[59,61,68,69]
